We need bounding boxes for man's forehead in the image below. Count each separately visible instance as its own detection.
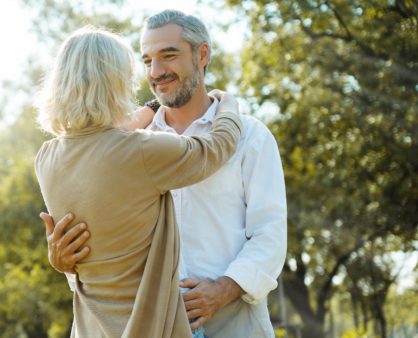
[141,24,187,53]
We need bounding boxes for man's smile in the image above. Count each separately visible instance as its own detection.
[152,74,178,90]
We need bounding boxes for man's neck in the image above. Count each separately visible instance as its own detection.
[164,87,212,134]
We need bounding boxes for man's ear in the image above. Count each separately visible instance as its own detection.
[198,42,210,68]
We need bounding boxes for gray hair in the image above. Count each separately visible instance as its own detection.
[144,10,211,67]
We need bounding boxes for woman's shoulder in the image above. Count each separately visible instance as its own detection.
[35,138,57,161]
[98,128,178,158]
[34,138,59,174]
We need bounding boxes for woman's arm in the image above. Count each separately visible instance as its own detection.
[141,92,242,193]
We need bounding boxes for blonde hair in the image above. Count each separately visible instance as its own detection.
[36,25,136,136]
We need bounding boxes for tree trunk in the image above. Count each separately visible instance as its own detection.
[328,308,335,338]
[377,312,387,338]
[27,322,49,338]
[301,321,325,338]
[350,292,359,330]
[373,294,387,338]
[360,297,368,331]
[283,267,326,338]
[350,289,361,331]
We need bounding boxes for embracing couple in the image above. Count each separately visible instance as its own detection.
[35,9,287,338]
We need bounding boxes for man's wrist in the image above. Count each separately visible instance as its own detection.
[216,276,245,307]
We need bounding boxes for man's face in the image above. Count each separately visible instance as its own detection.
[141,24,205,108]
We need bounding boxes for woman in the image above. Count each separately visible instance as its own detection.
[34,26,241,338]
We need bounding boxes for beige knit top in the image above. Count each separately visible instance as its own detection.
[35,111,242,338]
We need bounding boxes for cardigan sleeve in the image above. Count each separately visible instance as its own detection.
[140,112,242,194]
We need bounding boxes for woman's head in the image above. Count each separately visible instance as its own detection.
[37,25,135,136]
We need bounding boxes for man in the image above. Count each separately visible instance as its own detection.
[42,10,287,338]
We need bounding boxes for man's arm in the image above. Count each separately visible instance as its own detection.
[40,212,90,273]
[223,125,287,304]
[182,123,287,327]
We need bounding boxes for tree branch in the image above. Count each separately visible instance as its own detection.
[386,0,418,19]
[316,224,394,318]
[325,0,353,39]
[294,11,388,61]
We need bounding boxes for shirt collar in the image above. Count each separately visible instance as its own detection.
[148,97,219,132]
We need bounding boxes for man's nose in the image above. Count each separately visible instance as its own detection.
[149,59,165,79]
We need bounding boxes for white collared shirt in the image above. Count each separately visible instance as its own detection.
[148,99,287,338]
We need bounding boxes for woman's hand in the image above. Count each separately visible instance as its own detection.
[209,89,239,115]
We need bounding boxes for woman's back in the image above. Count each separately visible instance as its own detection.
[38,128,159,261]
[36,127,172,336]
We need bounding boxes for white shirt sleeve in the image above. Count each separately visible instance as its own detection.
[224,125,287,304]
[65,272,76,291]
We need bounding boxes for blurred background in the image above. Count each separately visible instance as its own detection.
[0,1,416,337]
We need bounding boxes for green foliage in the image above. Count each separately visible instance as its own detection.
[205,41,236,91]
[0,109,73,337]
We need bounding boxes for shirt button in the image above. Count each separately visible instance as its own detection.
[172,192,177,197]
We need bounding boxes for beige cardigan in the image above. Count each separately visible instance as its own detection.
[35,111,242,338]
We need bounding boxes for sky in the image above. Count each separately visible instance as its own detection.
[0,0,37,82]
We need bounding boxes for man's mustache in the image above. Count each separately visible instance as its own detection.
[151,73,178,86]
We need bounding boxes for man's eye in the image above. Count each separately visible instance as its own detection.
[143,60,151,67]
[163,54,176,60]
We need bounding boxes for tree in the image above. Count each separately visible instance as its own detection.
[344,243,402,337]
[0,106,74,338]
[215,0,418,337]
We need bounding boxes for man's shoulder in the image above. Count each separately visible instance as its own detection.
[240,114,275,147]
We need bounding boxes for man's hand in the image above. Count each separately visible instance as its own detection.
[181,276,245,330]
[40,212,90,273]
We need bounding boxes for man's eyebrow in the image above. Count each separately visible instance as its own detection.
[141,47,181,60]
[160,47,180,53]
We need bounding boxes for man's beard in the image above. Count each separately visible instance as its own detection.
[151,59,201,108]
